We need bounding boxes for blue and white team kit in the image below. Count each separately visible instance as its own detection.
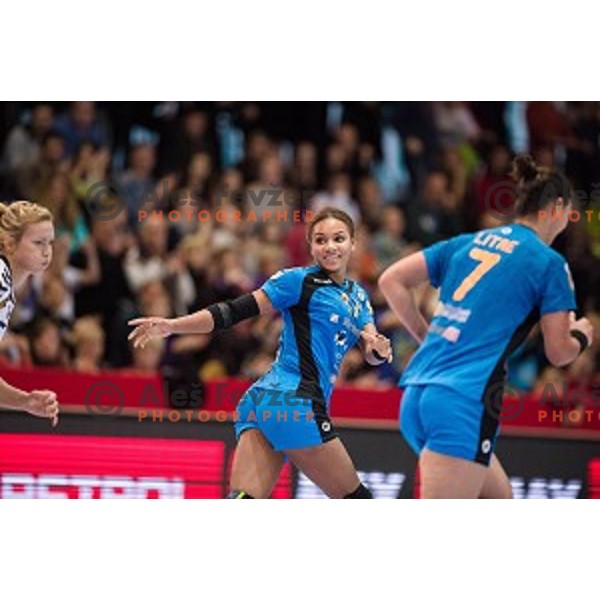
[235,265,374,451]
[400,223,577,465]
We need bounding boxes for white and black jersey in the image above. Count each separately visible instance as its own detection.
[0,256,16,341]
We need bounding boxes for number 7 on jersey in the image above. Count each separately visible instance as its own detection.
[452,248,501,302]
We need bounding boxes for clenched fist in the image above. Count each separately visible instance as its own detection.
[25,390,59,427]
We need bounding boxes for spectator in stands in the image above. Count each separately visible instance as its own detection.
[1,103,55,174]
[124,217,193,315]
[405,170,465,246]
[29,317,69,368]
[289,141,319,191]
[71,316,106,373]
[244,152,287,223]
[471,145,513,225]
[311,172,360,224]
[116,143,158,228]
[0,332,31,368]
[356,176,383,232]
[389,101,440,193]
[12,131,67,199]
[37,273,73,331]
[243,221,288,284]
[372,205,410,271]
[70,141,112,202]
[165,153,211,237]
[433,101,480,150]
[158,106,219,178]
[240,129,273,182]
[54,101,111,157]
[128,337,165,373]
[38,171,90,254]
[526,102,571,155]
[74,206,133,366]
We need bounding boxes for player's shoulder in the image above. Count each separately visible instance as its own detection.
[451,231,478,249]
[542,244,568,265]
[512,225,566,268]
[268,266,309,281]
[302,264,338,284]
[429,232,475,253]
[506,225,570,279]
[457,230,478,243]
[423,233,474,269]
[264,266,317,294]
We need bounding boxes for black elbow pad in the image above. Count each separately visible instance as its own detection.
[207,293,260,330]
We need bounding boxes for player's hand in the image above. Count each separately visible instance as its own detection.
[361,331,393,364]
[570,313,594,347]
[128,317,173,349]
[25,390,59,427]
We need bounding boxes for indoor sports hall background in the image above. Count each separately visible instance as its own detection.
[0,101,598,498]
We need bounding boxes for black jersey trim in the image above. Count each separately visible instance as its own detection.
[312,398,338,444]
[290,271,332,403]
[475,308,540,465]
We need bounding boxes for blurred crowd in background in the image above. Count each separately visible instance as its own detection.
[0,101,598,400]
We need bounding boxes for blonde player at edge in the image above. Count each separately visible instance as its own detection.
[0,201,60,426]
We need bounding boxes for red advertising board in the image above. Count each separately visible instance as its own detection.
[0,434,225,498]
[588,459,600,499]
[3,366,600,434]
[0,433,293,499]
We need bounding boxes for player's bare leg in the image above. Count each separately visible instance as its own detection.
[419,448,488,498]
[229,429,285,498]
[286,438,362,498]
[479,454,513,499]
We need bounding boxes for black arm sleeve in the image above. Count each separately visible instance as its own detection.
[206,293,260,330]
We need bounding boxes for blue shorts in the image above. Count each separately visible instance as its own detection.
[234,386,338,451]
[400,384,500,466]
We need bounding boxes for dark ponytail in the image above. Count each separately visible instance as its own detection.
[511,153,572,215]
[512,154,539,185]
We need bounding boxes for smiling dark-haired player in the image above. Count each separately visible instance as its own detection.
[129,207,392,498]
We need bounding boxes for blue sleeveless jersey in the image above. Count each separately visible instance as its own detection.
[256,265,374,404]
[400,224,577,400]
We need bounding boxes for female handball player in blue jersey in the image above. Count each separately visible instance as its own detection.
[379,155,595,498]
[129,208,392,498]
[0,201,60,425]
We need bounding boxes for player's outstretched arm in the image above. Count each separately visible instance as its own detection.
[128,290,274,349]
[0,378,59,426]
[541,311,595,367]
[359,323,393,365]
[378,252,430,344]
